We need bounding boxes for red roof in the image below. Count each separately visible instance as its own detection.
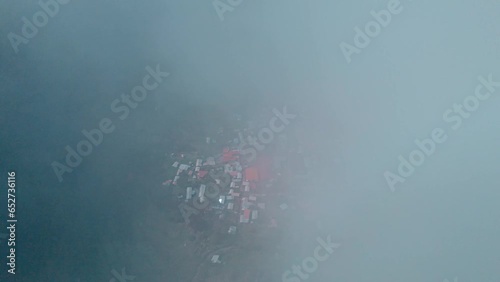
[222,148,239,162]
[244,155,273,182]
[243,209,251,219]
[197,171,208,178]
[244,167,259,182]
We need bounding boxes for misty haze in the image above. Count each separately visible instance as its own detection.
[1,0,500,281]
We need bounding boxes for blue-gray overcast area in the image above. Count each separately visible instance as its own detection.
[1,0,499,281]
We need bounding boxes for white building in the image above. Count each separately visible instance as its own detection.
[199,184,206,203]
[186,187,193,202]
[228,225,237,234]
[211,255,221,263]
[241,197,251,210]
[251,210,258,220]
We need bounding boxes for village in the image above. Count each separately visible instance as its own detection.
[157,110,315,281]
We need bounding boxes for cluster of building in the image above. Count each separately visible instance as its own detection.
[160,113,315,271]
[162,133,280,232]
[223,158,267,224]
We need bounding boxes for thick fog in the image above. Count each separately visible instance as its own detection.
[1,0,500,281]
